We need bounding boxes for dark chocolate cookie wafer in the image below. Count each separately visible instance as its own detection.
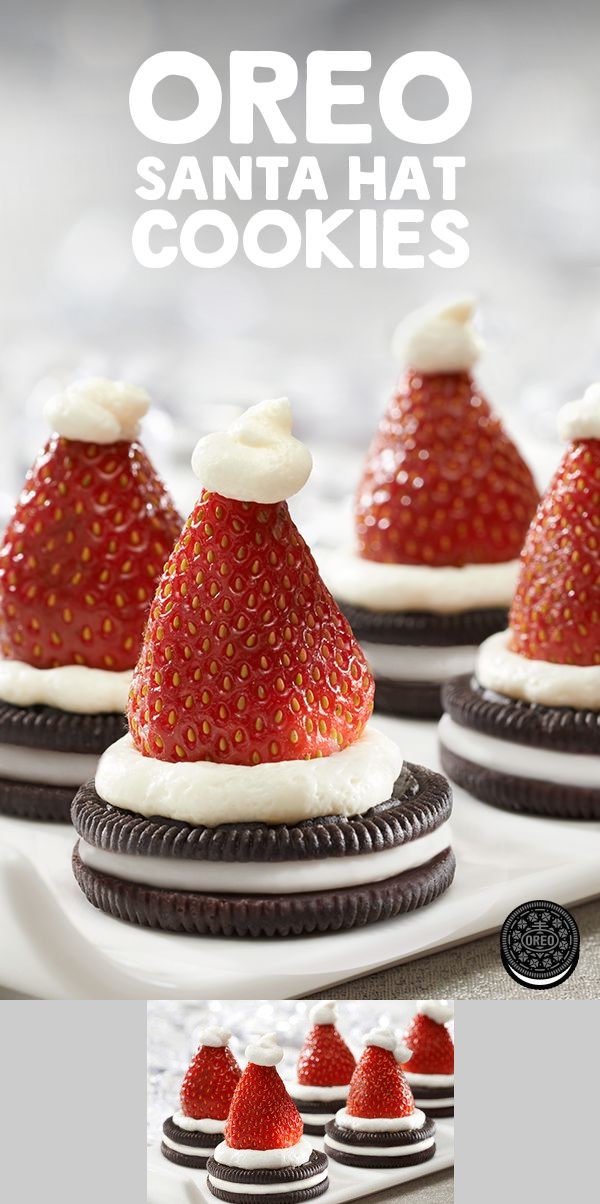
[72,844,456,939]
[408,1083,454,1118]
[443,675,600,754]
[207,1149,328,1203]
[161,1115,220,1169]
[325,1114,436,1168]
[0,776,76,823]
[440,745,600,820]
[71,761,452,861]
[0,700,127,755]
[339,602,507,647]
[374,677,444,720]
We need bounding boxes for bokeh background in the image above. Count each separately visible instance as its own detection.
[2,0,600,524]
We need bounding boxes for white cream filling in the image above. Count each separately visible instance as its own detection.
[477,630,600,711]
[335,1107,426,1133]
[299,1111,336,1125]
[326,1134,434,1158]
[290,1083,350,1102]
[77,823,451,895]
[317,548,518,613]
[413,1096,454,1108]
[213,1137,313,1170]
[162,1134,215,1157]
[391,298,482,374]
[44,377,149,443]
[94,725,403,827]
[207,1170,328,1195]
[403,1072,454,1089]
[362,641,478,683]
[0,741,98,787]
[171,1112,226,1133]
[191,397,312,505]
[439,714,599,789]
[0,659,131,715]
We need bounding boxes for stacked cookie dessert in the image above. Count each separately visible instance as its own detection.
[289,1001,356,1134]
[403,1001,454,1118]
[72,398,455,937]
[0,379,181,820]
[320,300,538,718]
[441,383,600,818]
[162,1027,241,1168]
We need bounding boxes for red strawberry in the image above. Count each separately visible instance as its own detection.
[402,1015,454,1075]
[128,491,373,764]
[180,1041,242,1121]
[0,437,181,671]
[509,438,600,666]
[297,1013,356,1087]
[225,1062,303,1151]
[347,1043,414,1120]
[356,371,538,567]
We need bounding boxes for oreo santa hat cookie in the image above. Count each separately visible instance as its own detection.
[71,398,455,938]
[402,1001,454,1118]
[207,1033,329,1202]
[288,1001,356,1135]
[440,383,600,819]
[319,300,539,719]
[0,379,181,821]
[324,1026,436,1169]
[161,1026,242,1169]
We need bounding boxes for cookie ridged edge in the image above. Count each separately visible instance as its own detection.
[0,776,74,822]
[0,700,126,755]
[443,675,600,754]
[440,745,600,820]
[339,601,507,647]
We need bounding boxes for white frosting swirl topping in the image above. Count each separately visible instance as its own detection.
[363,1027,412,1064]
[392,298,482,374]
[317,547,519,613]
[309,1001,338,1025]
[44,377,149,443]
[558,382,600,442]
[245,1033,283,1067]
[417,1000,454,1025]
[477,629,600,711]
[0,659,132,715]
[199,1026,232,1048]
[191,397,313,504]
[214,1138,312,1170]
[94,725,403,827]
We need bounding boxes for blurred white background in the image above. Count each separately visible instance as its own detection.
[2,0,599,520]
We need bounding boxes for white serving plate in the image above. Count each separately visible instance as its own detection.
[146,1121,454,1204]
[0,713,598,999]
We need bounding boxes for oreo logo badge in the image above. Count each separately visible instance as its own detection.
[501,900,579,990]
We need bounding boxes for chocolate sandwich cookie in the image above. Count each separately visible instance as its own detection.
[207,1149,329,1203]
[404,1082,454,1119]
[339,603,507,720]
[0,702,127,822]
[289,1095,348,1136]
[161,1115,221,1169]
[324,1114,436,1169]
[71,761,455,938]
[440,675,600,819]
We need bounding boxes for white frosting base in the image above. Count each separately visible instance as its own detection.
[0,742,98,787]
[391,298,482,374]
[362,640,478,683]
[94,725,403,827]
[416,1000,454,1025]
[172,1112,226,1133]
[477,630,600,711]
[439,714,599,788]
[77,823,451,895]
[336,1107,425,1133]
[327,1134,434,1157]
[213,1137,312,1170]
[162,1134,215,1157]
[403,1072,454,1089]
[0,659,132,715]
[309,1000,337,1025]
[317,548,518,613]
[44,377,149,443]
[557,382,600,441]
[208,1169,328,1195]
[290,1083,350,1102]
[191,397,312,504]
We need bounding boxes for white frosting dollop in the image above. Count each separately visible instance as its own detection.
[214,1137,312,1170]
[391,298,482,374]
[336,1107,426,1133]
[477,629,600,711]
[417,1000,454,1025]
[245,1033,283,1068]
[191,397,313,504]
[94,725,403,827]
[317,547,519,613]
[172,1112,226,1133]
[0,659,132,714]
[558,382,600,442]
[309,1000,338,1025]
[362,1028,412,1065]
[44,377,149,443]
[199,1026,232,1048]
